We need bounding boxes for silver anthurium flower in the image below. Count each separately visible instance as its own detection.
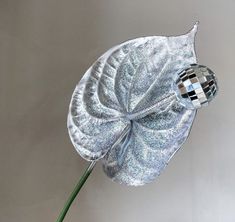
[67,22,218,186]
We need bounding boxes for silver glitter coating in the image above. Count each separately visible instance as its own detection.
[68,23,199,185]
[177,64,218,109]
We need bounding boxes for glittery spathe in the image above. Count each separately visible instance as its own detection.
[67,23,217,186]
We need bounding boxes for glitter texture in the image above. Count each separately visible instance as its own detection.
[68,23,199,185]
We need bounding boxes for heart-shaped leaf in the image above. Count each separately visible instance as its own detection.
[68,23,198,185]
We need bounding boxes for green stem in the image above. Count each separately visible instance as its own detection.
[56,161,96,222]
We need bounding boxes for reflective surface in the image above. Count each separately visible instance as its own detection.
[177,64,218,109]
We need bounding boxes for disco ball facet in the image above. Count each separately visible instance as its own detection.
[177,64,218,109]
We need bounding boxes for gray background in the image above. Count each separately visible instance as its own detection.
[0,0,234,221]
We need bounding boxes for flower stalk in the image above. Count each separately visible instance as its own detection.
[56,161,96,222]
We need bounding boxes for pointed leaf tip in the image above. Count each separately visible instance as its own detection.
[190,21,199,35]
